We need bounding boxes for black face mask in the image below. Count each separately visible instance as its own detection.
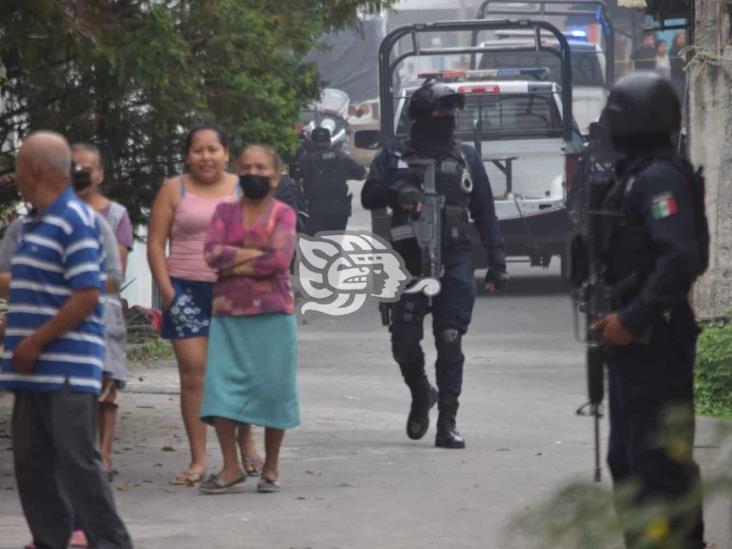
[410,115,456,156]
[71,166,93,193]
[239,174,271,200]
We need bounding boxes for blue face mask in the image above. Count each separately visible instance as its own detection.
[239,174,271,199]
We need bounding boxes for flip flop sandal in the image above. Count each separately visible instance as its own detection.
[199,473,247,495]
[257,477,281,493]
[242,457,263,477]
[170,470,206,486]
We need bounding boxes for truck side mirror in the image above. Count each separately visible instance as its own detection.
[354,129,382,150]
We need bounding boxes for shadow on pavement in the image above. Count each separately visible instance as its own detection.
[476,273,571,298]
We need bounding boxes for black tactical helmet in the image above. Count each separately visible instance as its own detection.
[599,72,681,137]
[311,127,331,144]
[408,83,465,120]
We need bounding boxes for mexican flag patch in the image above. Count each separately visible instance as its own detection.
[651,192,678,219]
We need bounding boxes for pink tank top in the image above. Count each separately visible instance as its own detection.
[167,176,239,282]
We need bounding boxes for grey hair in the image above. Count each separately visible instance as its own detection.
[71,142,103,170]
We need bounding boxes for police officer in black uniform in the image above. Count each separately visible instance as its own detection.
[593,72,706,547]
[361,83,507,449]
[298,127,366,235]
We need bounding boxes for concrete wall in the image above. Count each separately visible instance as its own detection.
[690,0,732,318]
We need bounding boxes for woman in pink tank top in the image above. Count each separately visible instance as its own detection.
[147,124,262,485]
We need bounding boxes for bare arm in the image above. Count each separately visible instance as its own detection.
[118,245,129,277]
[0,272,10,299]
[147,179,177,309]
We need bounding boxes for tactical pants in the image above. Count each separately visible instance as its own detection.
[606,302,704,548]
[389,260,476,395]
[12,385,133,549]
[306,197,350,235]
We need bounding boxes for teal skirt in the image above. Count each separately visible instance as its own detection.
[200,313,299,430]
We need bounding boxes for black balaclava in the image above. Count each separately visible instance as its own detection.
[611,132,673,176]
[410,114,456,157]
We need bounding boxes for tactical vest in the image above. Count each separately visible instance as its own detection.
[600,155,707,303]
[385,140,474,276]
[388,141,473,239]
[305,149,348,201]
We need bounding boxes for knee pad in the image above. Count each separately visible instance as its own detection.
[392,338,424,366]
[435,329,463,365]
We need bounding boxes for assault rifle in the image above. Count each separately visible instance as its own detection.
[570,128,616,483]
[379,158,445,327]
[409,158,445,283]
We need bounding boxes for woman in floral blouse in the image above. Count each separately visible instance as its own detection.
[199,145,298,494]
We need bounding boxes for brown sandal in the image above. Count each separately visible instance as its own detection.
[170,470,206,486]
[242,457,263,477]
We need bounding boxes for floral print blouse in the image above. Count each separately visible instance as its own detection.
[204,199,296,316]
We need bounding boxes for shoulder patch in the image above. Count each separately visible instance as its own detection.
[650,192,678,219]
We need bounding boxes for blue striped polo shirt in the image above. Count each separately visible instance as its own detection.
[0,188,107,394]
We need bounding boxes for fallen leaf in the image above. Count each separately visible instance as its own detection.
[117,482,129,492]
[161,446,176,452]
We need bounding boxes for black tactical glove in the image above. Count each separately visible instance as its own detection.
[485,265,508,290]
[395,183,423,210]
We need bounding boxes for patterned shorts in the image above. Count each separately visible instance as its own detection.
[160,277,214,340]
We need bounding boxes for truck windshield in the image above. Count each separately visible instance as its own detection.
[457,92,563,140]
[479,48,604,87]
[395,90,563,140]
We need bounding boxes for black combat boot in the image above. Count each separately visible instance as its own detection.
[435,393,465,449]
[406,380,438,440]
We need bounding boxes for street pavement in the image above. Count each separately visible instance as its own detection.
[0,183,730,548]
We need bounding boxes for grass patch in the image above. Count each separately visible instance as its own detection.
[695,322,732,419]
[127,337,174,363]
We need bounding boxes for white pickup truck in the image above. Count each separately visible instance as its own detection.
[393,69,583,275]
[478,34,607,134]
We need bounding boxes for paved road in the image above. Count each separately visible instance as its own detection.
[0,188,730,548]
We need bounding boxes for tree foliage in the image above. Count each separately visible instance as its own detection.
[0,0,393,225]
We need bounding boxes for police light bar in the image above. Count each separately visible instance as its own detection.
[565,29,588,41]
[458,84,500,94]
[417,68,549,82]
[417,70,467,80]
[480,67,550,79]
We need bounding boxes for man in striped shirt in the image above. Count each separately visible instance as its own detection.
[0,132,132,548]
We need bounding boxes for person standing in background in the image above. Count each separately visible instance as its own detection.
[71,143,133,480]
[655,40,672,80]
[147,124,262,484]
[199,145,298,494]
[670,31,688,100]
[633,31,657,71]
